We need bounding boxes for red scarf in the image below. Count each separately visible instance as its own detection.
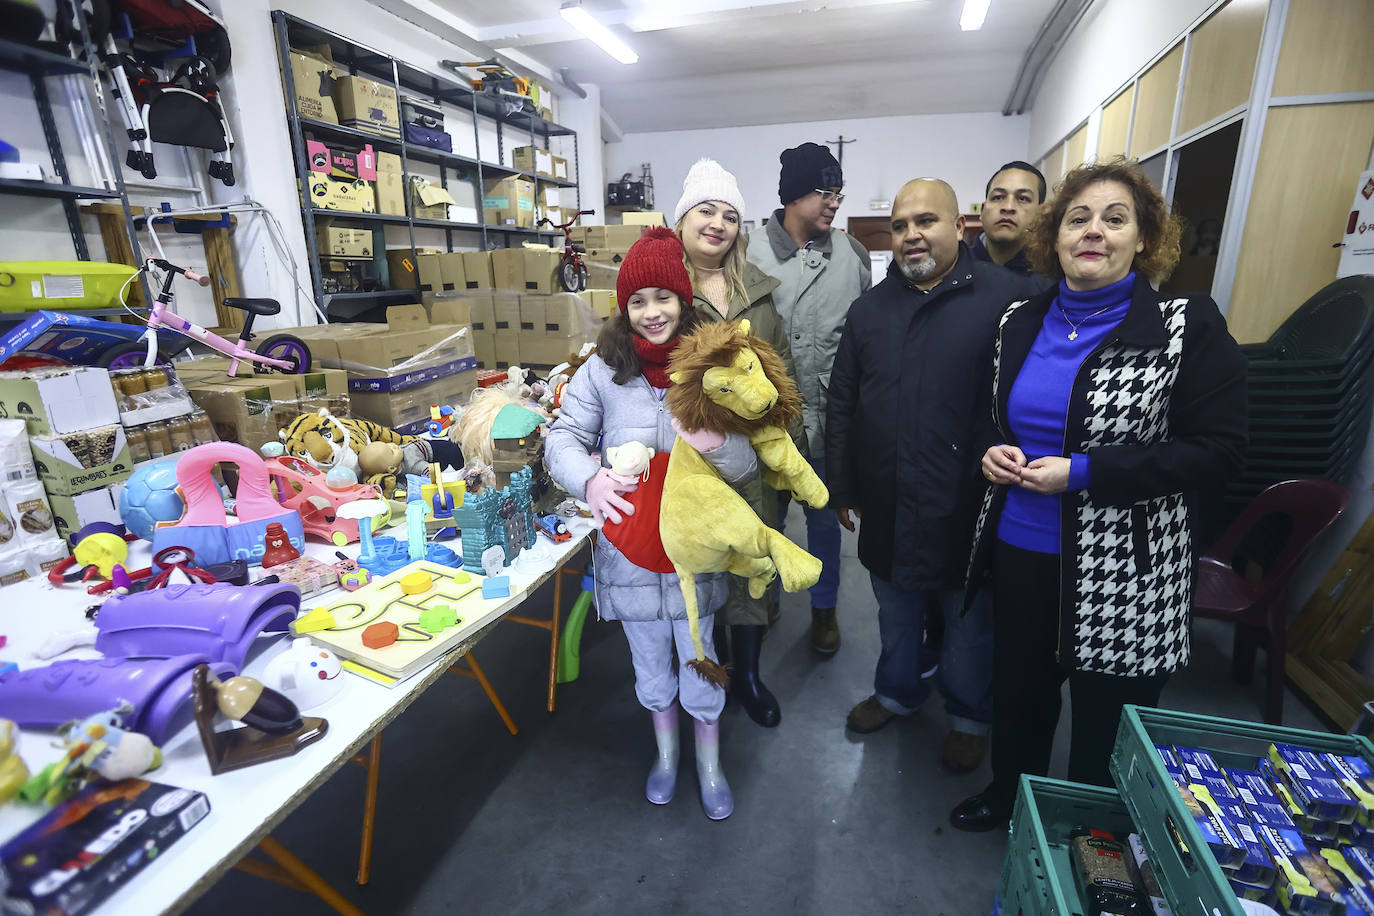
[633,335,680,388]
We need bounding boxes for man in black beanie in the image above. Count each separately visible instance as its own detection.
[747,142,872,656]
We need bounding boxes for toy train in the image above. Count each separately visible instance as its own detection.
[533,514,570,543]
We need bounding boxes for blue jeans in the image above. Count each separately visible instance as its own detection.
[775,452,841,608]
[870,572,995,735]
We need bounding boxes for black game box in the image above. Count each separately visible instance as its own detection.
[1,779,209,915]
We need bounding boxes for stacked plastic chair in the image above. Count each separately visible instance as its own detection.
[1228,276,1374,504]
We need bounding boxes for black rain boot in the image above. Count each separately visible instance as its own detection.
[729,624,780,728]
[713,623,731,668]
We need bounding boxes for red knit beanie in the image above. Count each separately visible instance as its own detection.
[616,226,693,310]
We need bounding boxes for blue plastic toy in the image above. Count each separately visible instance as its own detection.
[482,577,511,599]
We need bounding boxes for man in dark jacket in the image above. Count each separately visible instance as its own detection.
[970,161,1046,275]
[827,178,1036,772]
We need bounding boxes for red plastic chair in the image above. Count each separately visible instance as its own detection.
[1193,478,1349,724]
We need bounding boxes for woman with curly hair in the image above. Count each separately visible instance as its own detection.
[672,158,800,729]
[949,157,1248,832]
[545,227,757,820]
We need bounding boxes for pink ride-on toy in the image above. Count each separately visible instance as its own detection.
[102,257,311,375]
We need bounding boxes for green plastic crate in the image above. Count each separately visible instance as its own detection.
[0,261,138,312]
[1110,705,1374,916]
[1001,774,1138,916]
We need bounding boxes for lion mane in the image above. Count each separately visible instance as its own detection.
[665,321,802,435]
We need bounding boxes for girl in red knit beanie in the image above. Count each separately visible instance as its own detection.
[544,226,760,821]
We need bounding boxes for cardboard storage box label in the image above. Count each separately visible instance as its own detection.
[29,425,132,496]
[482,176,536,228]
[374,151,405,216]
[334,75,400,138]
[460,252,494,289]
[289,48,338,123]
[491,248,560,294]
[0,368,120,435]
[309,174,375,212]
[319,222,373,258]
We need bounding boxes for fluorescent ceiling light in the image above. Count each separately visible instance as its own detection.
[560,3,639,64]
[960,0,990,30]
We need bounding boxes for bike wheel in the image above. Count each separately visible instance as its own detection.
[558,259,580,293]
[576,262,588,292]
[254,335,312,374]
[98,342,158,370]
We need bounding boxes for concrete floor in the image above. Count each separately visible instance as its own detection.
[185,509,1328,916]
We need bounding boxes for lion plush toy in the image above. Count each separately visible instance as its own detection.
[663,318,829,685]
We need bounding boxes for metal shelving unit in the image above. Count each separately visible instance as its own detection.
[0,29,143,274]
[271,11,582,320]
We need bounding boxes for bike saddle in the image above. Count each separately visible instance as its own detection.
[224,297,282,316]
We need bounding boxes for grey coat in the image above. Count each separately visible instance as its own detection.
[544,353,758,622]
[748,212,873,458]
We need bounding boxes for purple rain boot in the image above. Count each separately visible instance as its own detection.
[694,718,733,820]
[645,703,679,805]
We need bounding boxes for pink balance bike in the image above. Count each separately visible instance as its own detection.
[103,258,311,375]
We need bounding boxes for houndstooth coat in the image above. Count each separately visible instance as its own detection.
[965,274,1247,677]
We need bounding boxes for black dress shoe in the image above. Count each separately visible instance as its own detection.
[949,793,1009,832]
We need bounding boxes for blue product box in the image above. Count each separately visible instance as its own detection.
[1177,781,1247,869]
[1262,759,1342,840]
[1193,775,1275,888]
[1175,745,1225,782]
[1155,743,1187,786]
[1321,847,1374,916]
[1324,753,1374,820]
[1256,824,1343,915]
[1269,743,1360,824]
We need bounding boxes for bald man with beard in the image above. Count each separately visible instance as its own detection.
[826,179,1038,772]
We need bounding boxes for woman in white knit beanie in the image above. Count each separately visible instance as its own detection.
[672,157,802,732]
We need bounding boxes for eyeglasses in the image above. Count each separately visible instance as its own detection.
[814,189,846,204]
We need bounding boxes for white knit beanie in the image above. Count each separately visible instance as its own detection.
[672,158,746,224]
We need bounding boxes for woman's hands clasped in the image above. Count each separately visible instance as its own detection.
[981,445,1071,496]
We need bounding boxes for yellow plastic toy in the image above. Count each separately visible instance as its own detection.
[662,319,828,686]
[0,719,29,805]
[291,606,337,635]
[72,531,129,580]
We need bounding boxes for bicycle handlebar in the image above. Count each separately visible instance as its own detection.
[146,257,211,288]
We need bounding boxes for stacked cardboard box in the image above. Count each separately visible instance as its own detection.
[334,74,400,138]
[288,45,338,123]
[490,247,561,294]
[467,291,600,370]
[0,368,132,544]
[483,176,536,228]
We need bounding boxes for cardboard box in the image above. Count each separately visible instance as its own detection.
[333,75,400,138]
[438,253,467,292]
[621,211,666,227]
[583,248,629,290]
[309,174,375,213]
[482,175,536,228]
[579,288,617,318]
[494,331,520,369]
[491,247,560,294]
[518,295,543,332]
[374,151,404,216]
[416,253,443,293]
[586,225,646,248]
[471,328,495,369]
[29,424,132,496]
[542,294,584,337]
[290,367,350,408]
[423,293,471,326]
[519,335,580,368]
[306,140,376,180]
[410,178,456,221]
[46,486,121,543]
[551,154,569,181]
[349,369,477,432]
[0,368,120,435]
[492,292,520,332]
[467,292,495,331]
[512,146,553,177]
[319,221,373,259]
[187,375,298,451]
[288,47,337,123]
[460,252,494,290]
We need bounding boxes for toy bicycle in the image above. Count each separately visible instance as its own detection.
[538,209,597,292]
[103,258,311,375]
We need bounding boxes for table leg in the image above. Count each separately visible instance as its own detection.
[450,651,518,735]
[547,568,563,712]
[256,835,366,916]
[352,733,382,885]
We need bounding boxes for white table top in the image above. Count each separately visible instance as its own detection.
[0,518,593,916]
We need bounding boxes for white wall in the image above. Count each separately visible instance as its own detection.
[1027,0,1216,158]
[607,111,1030,228]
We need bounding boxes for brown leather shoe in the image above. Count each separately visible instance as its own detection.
[846,696,896,733]
[940,730,988,773]
[811,606,840,655]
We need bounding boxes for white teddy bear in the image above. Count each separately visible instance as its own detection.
[605,441,655,481]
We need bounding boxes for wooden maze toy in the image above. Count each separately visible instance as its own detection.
[301,560,526,681]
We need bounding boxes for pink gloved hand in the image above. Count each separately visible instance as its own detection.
[585,467,638,527]
[671,417,725,453]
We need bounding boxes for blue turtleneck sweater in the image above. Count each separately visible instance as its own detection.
[997,272,1135,554]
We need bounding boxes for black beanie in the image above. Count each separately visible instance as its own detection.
[779,142,843,205]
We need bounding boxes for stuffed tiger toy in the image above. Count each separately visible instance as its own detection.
[278,410,418,490]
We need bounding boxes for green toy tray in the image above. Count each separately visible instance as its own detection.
[1001,774,1138,916]
[0,261,138,312]
[1109,705,1374,916]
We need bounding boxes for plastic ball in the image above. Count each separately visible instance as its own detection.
[118,460,186,541]
[325,465,358,489]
